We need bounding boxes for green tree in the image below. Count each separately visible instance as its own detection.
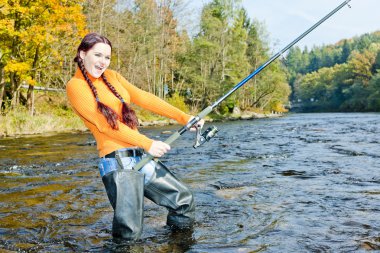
[178,0,249,110]
[290,31,380,112]
[340,39,352,63]
[243,19,269,109]
[367,73,380,110]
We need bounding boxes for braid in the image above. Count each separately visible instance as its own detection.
[77,60,98,99]
[77,60,119,129]
[102,74,139,129]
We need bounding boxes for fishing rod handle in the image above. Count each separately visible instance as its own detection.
[133,131,181,171]
[133,106,213,170]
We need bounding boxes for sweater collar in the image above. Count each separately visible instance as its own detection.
[74,68,103,83]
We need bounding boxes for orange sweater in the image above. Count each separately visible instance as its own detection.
[66,69,191,157]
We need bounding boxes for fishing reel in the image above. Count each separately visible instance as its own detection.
[193,125,218,148]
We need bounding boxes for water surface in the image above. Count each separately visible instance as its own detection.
[0,113,379,252]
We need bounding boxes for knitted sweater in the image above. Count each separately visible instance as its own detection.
[66,69,191,157]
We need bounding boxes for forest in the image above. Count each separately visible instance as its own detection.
[0,0,289,117]
[286,31,380,112]
[0,0,379,135]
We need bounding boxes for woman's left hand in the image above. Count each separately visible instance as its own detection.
[188,116,205,132]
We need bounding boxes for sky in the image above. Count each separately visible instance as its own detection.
[187,0,380,51]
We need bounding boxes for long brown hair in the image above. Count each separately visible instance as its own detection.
[74,33,138,129]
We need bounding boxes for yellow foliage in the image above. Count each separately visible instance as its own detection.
[4,61,31,73]
[1,0,87,93]
[0,20,13,33]
[24,76,37,86]
[271,101,288,113]
[166,93,189,113]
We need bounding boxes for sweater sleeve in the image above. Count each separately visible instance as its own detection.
[113,71,192,125]
[66,79,154,151]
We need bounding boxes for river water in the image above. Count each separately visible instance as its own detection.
[0,113,379,252]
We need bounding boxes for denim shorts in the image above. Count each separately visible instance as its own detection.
[98,152,155,184]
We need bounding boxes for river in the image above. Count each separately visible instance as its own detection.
[0,113,379,252]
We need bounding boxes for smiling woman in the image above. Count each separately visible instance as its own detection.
[66,33,204,240]
[79,43,111,78]
[72,33,139,130]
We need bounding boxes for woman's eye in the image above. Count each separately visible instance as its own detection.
[95,53,102,57]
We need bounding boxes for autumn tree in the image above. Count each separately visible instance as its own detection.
[0,0,86,112]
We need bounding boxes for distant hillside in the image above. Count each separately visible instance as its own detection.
[285,31,380,112]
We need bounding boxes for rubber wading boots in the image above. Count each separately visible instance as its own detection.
[144,161,195,229]
[102,160,194,240]
[102,169,145,240]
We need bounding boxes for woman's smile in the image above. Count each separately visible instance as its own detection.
[80,43,111,78]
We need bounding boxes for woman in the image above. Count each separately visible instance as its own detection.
[66,33,203,240]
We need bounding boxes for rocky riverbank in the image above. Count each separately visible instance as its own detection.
[139,110,284,127]
[0,108,284,138]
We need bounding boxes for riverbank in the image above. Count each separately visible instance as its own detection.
[139,110,284,127]
[0,108,284,138]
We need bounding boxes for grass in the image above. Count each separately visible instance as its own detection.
[0,91,86,137]
[0,106,87,137]
[0,91,192,137]
[0,91,277,137]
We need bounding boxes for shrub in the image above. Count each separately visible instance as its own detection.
[166,93,189,113]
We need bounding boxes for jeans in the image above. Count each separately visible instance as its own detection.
[98,153,155,184]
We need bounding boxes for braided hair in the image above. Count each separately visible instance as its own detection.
[74,33,138,129]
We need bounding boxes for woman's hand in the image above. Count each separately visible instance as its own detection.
[148,140,171,157]
[188,116,205,131]
[147,116,204,157]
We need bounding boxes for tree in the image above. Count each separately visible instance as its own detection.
[371,50,380,74]
[82,0,117,34]
[0,0,87,112]
[367,73,380,110]
[178,0,260,111]
[243,19,269,109]
[340,39,352,63]
[348,47,378,85]
[290,31,380,112]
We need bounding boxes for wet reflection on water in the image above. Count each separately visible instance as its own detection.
[0,113,379,252]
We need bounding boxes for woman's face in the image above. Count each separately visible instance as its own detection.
[80,42,111,78]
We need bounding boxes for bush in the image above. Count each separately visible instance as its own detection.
[270,101,288,113]
[166,93,189,113]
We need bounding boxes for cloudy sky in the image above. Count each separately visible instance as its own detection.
[187,0,379,50]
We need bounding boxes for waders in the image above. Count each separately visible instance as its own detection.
[101,151,194,240]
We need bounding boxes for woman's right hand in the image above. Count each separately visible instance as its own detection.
[148,140,171,157]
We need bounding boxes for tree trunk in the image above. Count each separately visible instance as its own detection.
[0,66,5,111]
[27,45,39,112]
[27,85,34,115]
[10,72,18,108]
[99,0,106,34]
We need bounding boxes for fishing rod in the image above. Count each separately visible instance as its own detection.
[133,0,352,170]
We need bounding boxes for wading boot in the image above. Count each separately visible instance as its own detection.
[102,169,145,240]
[144,161,195,229]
